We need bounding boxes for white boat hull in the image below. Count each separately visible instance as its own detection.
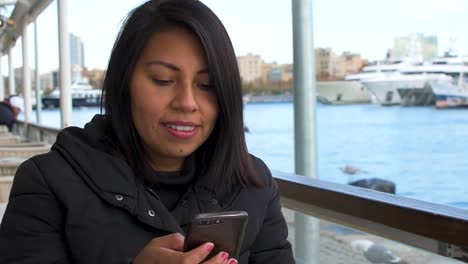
[362,74,451,106]
[362,79,402,106]
[431,80,468,108]
[316,81,371,104]
[41,81,102,109]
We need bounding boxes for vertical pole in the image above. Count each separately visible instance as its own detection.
[8,44,14,96]
[22,18,32,123]
[292,0,320,263]
[57,0,72,128]
[34,21,42,124]
[457,56,463,88]
[0,54,4,101]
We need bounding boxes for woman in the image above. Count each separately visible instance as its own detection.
[0,0,295,263]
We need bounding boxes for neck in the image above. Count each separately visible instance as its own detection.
[149,157,185,172]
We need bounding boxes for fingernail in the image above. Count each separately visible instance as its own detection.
[205,243,214,253]
[220,252,229,261]
[229,259,238,264]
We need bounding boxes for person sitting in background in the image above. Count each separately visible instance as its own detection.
[0,95,24,131]
[0,0,295,263]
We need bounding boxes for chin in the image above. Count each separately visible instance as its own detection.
[169,149,195,158]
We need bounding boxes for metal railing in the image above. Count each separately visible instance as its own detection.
[13,121,60,144]
[274,170,468,262]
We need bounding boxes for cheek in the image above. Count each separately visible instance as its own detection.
[206,95,220,123]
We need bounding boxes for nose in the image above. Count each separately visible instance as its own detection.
[170,81,198,112]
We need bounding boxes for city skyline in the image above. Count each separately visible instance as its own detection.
[1,0,468,74]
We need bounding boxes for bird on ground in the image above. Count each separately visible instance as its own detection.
[339,165,367,175]
[350,239,409,264]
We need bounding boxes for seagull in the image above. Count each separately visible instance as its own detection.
[350,239,408,264]
[339,165,367,175]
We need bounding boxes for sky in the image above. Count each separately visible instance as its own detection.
[2,0,468,74]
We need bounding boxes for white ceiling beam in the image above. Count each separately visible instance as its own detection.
[0,0,17,6]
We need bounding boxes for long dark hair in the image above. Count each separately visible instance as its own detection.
[102,0,260,189]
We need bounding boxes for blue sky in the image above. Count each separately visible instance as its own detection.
[2,0,468,74]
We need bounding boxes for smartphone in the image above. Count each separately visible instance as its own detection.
[184,211,248,260]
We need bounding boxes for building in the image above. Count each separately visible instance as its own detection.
[262,62,278,83]
[315,48,365,80]
[13,67,35,93]
[39,72,55,92]
[268,64,293,83]
[237,53,264,84]
[70,33,85,67]
[341,51,365,75]
[87,69,106,88]
[392,34,438,60]
[315,48,341,80]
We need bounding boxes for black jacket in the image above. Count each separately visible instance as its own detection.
[0,102,15,131]
[0,116,294,264]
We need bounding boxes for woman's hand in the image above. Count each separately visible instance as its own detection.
[133,233,238,264]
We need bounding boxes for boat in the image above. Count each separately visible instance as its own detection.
[361,72,452,106]
[394,60,468,106]
[431,69,468,108]
[344,59,420,105]
[42,81,102,108]
[345,60,410,81]
[359,55,468,106]
[316,81,371,104]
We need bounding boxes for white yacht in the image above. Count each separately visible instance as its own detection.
[344,59,419,105]
[42,81,102,109]
[361,72,452,106]
[431,69,468,108]
[345,60,410,81]
[316,81,370,104]
[359,56,468,106]
[396,62,468,106]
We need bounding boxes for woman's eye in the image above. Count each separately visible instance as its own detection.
[199,83,214,91]
[152,78,173,86]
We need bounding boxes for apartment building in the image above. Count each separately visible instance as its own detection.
[87,69,106,88]
[237,53,264,84]
[315,48,365,80]
[268,64,293,83]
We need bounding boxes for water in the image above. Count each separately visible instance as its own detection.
[244,103,468,210]
[21,103,468,209]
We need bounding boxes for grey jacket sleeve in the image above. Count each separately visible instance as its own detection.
[249,161,295,264]
[0,158,70,263]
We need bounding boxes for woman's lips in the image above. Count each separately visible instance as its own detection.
[163,122,199,139]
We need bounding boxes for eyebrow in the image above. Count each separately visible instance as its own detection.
[147,60,209,74]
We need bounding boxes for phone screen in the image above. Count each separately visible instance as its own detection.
[184,211,248,260]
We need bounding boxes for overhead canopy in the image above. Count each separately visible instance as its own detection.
[0,0,52,54]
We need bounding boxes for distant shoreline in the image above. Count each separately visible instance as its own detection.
[243,93,293,104]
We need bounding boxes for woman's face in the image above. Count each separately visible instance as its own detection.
[130,28,219,171]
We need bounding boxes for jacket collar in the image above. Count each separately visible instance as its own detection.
[53,126,138,198]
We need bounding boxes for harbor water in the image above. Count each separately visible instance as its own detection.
[22,103,468,210]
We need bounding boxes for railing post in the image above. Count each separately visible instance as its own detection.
[34,20,42,125]
[0,54,4,100]
[57,0,72,128]
[8,43,15,96]
[292,0,319,263]
[22,15,32,124]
